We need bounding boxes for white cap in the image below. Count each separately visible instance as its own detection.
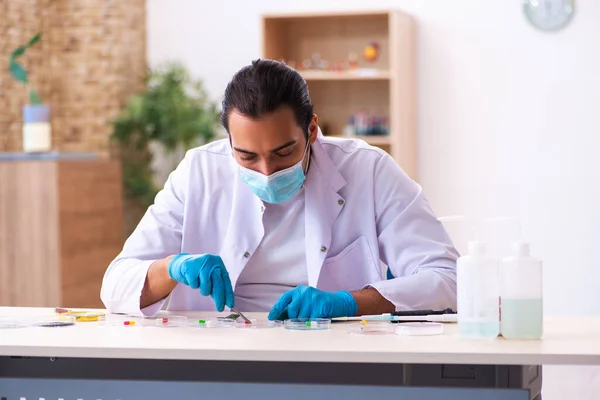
[467,240,486,256]
[512,241,530,257]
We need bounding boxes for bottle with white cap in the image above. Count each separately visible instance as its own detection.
[457,240,500,338]
[499,242,543,340]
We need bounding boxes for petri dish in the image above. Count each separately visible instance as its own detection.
[189,318,235,329]
[284,318,331,331]
[348,322,396,336]
[31,315,76,327]
[151,316,188,327]
[217,313,240,321]
[54,309,105,322]
[98,315,141,327]
[395,322,444,336]
[234,319,283,329]
[0,317,31,329]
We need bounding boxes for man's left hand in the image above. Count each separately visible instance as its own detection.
[268,285,358,320]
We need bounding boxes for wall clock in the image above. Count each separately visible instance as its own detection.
[523,0,575,31]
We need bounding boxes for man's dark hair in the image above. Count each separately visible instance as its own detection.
[221,59,314,138]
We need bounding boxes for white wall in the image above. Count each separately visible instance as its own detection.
[147,1,600,398]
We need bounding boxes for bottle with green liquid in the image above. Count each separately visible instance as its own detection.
[499,242,543,340]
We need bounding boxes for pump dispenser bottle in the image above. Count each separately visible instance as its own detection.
[499,242,543,339]
[457,240,500,338]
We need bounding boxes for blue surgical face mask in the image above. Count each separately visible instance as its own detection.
[238,140,310,204]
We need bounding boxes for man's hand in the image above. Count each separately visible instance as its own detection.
[168,253,235,312]
[268,286,358,320]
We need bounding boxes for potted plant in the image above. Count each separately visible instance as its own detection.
[9,32,52,153]
[111,62,220,234]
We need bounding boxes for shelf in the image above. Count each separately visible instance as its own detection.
[262,10,391,19]
[299,70,391,81]
[262,9,416,178]
[330,135,391,146]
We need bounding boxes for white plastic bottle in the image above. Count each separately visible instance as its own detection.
[457,241,500,338]
[499,242,543,340]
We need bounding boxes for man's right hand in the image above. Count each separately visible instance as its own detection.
[168,253,235,312]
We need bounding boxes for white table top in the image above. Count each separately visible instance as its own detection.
[1,307,599,366]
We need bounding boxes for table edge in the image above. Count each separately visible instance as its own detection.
[1,346,598,366]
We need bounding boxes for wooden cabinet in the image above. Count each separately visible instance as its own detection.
[0,156,124,308]
[262,10,416,179]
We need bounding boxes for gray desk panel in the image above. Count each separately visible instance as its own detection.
[0,357,541,399]
[0,378,530,400]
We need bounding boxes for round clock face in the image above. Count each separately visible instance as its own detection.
[523,0,575,31]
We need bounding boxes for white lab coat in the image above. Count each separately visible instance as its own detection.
[100,132,458,316]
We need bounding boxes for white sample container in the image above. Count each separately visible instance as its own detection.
[457,241,500,338]
[500,242,543,340]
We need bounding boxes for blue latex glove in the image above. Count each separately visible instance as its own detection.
[168,253,234,312]
[268,285,358,320]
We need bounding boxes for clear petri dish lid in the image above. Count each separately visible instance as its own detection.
[189,318,236,329]
[234,319,283,329]
[284,318,331,330]
[348,322,396,335]
[217,313,241,322]
[98,315,142,327]
[54,309,105,322]
[150,315,188,327]
[31,315,76,327]
[0,317,31,329]
[395,322,444,336]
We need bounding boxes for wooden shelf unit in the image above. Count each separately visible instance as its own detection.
[261,10,416,179]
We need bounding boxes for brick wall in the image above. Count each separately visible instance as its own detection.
[0,0,146,155]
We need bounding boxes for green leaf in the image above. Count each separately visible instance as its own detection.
[10,46,26,61]
[27,33,41,47]
[9,61,27,83]
[29,88,42,105]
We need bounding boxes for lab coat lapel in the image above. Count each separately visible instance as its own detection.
[304,138,346,287]
[220,163,264,289]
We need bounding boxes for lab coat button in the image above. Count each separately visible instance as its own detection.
[260,206,265,212]
[243,252,250,258]
[320,246,327,252]
[338,199,344,205]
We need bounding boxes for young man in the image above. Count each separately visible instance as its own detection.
[100,59,458,320]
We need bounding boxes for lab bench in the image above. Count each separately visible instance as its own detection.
[2,307,600,400]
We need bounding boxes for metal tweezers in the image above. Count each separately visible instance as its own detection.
[230,307,251,324]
